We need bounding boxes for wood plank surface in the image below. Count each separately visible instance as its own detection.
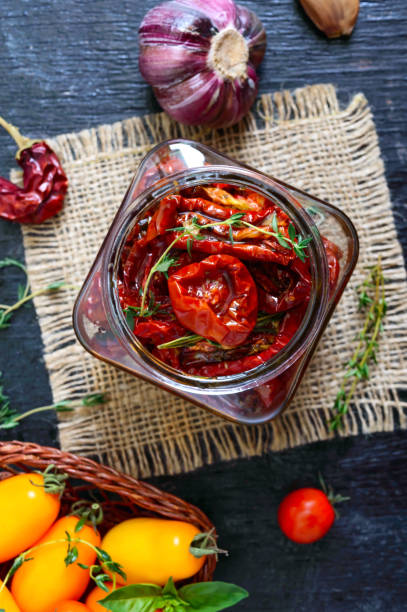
[0,1,406,609]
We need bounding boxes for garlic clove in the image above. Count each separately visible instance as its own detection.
[299,0,360,39]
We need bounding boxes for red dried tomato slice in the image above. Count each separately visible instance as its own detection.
[168,254,258,348]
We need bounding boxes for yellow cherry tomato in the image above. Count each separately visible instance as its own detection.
[0,473,61,562]
[101,518,205,585]
[85,584,115,612]
[11,515,101,612]
[0,579,21,612]
[54,602,92,612]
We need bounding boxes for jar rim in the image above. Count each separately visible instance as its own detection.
[103,165,330,394]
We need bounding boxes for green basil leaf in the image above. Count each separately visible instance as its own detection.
[179,581,249,611]
[99,585,165,612]
[162,577,178,597]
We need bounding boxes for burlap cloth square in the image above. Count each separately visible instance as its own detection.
[18,84,407,478]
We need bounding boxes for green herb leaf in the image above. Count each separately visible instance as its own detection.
[179,581,249,611]
[330,258,386,430]
[77,562,89,570]
[276,235,290,249]
[157,333,205,350]
[228,213,245,223]
[125,307,136,328]
[74,516,86,533]
[288,224,296,242]
[155,255,179,275]
[0,375,19,429]
[95,573,111,592]
[0,257,27,273]
[271,212,279,234]
[8,555,25,578]
[82,393,106,406]
[46,280,67,291]
[162,577,178,598]
[64,545,78,566]
[99,584,164,612]
[299,236,313,247]
[96,547,112,563]
[17,283,26,301]
[0,311,12,329]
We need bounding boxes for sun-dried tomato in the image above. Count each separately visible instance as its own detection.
[168,254,258,348]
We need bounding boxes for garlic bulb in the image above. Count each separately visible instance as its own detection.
[138,0,266,128]
[299,0,360,39]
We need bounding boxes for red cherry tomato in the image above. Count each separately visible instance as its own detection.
[278,488,335,543]
[168,254,258,348]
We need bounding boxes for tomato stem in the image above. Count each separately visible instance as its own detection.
[31,464,69,496]
[69,500,104,531]
[318,473,350,519]
[189,529,228,559]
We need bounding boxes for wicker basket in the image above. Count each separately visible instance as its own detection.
[0,440,216,582]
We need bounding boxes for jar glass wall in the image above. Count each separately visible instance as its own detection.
[73,140,358,424]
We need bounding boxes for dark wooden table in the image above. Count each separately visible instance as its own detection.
[1,1,406,610]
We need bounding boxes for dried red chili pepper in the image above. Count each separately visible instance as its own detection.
[175,234,295,265]
[122,237,168,300]
[168,254,258,348]
[133,318,185,346]
[178,196,275,224]
[0,117,68,224]
[146,195,179,242]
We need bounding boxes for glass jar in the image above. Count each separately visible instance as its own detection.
[73,140,359,425]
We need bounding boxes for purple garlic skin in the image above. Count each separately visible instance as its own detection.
[138,0,266,128]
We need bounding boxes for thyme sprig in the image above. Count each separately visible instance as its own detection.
[168,212,312,262]
[0,532,125,595]
[242,213,313,262]
[158,334,208,350]
[0,375,106,430]
[0,257,70,330]
[157,313,280,350]
[124,294,163,327]
[139,237,181,316]
[136,211,312,318]
[330,258,387,430]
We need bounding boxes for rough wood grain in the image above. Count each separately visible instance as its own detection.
[0,1,406,609]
